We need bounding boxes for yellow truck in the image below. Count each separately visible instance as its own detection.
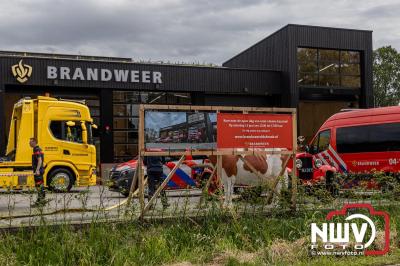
[0,96,97,191]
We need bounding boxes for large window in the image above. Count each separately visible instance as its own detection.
[297,48,361,88]
[50,121,83,143]
[336,123,400,153]
[113,91,191,162]
[309,129,331,154]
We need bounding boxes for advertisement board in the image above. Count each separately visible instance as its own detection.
[144,110,293,151]
[217,113,293,149]
[145,111,217,150]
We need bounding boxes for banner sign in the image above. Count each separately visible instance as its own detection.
[217,113,293,149]
[144,111,293,151]
[145,111,217,150]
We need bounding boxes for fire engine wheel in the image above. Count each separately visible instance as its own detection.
[48,168,74,192]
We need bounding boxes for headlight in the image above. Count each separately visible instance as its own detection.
[296,159,302,169]
[314,159,323,168]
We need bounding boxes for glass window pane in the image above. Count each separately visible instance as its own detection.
[319,62,339,74]
[141,92,166,104]
[341,63,360,75]
[113,117,139,130]
[341,75,361,88]
[319,49,340,62]
[319,74,340,87]
[341,51,360,63]
[298,73,318,86]
[166,93,192,105]
[318,130,331,152]
[297,48,317,62]
[114,131,138,144]
[114,144,138,157]
[90,108,100,117]
[113,91,140,103]
[86,99,100,107]
[337,123,400,153]
[113,104,140,117]
[298,62,317,73]
[50,121,83,143]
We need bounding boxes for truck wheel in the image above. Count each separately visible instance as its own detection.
[48,168,74,192]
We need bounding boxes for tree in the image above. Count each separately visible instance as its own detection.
[373,46,400,107]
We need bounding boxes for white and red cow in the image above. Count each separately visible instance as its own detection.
[209,150,288,208]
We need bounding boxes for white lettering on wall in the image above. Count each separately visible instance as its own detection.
[142,71,151,83]
[131,70,140,82]
[47,66,57,79]
[101,69,112,81]
[60,67,70,80]
[72,68,85,80]
[114,69,129,82]
[87,68,98,81]
[46,66,163,84]
[153,71,162,83]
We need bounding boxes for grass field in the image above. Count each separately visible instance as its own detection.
[0,204,399,266]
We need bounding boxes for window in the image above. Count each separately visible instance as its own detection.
[310,129,331,154]
[336,123,400,153]
[50,121,83,143]
[297,48,361,89]
[112,91,191,162]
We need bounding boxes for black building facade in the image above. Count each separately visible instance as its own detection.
[0,24,373,164]
[224,24,373,140]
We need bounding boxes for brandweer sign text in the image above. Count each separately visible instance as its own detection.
[47,66,163,83]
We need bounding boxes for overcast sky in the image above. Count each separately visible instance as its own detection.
[1,0,399,65]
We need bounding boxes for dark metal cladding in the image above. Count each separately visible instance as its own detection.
[223,24,373,108]
[0,57,281,96]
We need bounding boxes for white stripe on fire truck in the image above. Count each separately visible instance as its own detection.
[316,153,329,166]
[322,150,339,169]
[328,145,348,172]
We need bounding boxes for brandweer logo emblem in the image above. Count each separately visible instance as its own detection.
[310,203,390,256]
[11,59,32,83]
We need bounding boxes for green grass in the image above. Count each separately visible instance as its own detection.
[0,204,399,266]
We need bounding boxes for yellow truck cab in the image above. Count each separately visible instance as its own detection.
[0,96,97,191]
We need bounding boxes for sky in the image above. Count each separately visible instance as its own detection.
[1,0,399,65]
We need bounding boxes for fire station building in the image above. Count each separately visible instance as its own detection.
[0,24,373,164]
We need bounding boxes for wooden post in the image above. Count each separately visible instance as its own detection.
[138,157,145,215]
[203,165,216,194]
[138,105,146,216]
[125,163,139,208]
[291,111,298,210]
[217,155,222,189]
[141,155,185,218]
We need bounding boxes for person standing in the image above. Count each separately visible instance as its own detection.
[144,156,169,209]
[29,138,46,206]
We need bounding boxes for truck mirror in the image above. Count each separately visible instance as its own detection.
[81,121,88,144]
[92,124,98,129]
[66,121,75,127]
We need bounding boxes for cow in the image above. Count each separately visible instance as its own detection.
[209,149,289,208]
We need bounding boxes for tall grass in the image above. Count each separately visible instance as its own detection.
[0,204,399,266]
